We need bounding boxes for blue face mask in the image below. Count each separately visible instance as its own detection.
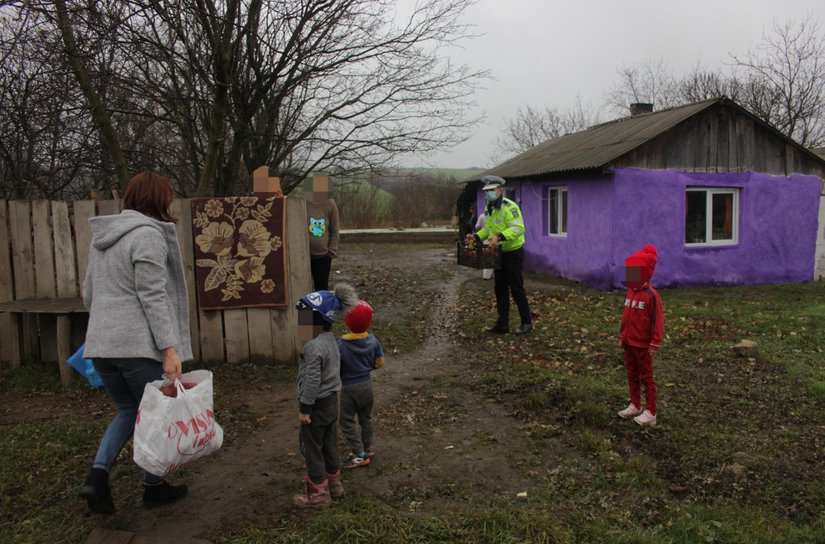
[484,190,498,202]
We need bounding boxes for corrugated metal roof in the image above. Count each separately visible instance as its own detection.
[473,98,722,181]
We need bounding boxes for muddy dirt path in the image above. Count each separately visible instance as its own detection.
[103,246,544,540]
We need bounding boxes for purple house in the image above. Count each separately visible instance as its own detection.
[459,97,825,289]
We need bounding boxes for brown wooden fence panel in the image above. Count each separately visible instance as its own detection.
[73,200,96,290]
[274,196,311,363]
[33,200,60,362]
[8,201,38,359]
[0,201,17,370]
[247,308,273,361]
[32,200,57,299]
[223,309,250,363]
[170,199,201,361]
[53,201,78,298]
[0,195,312,374]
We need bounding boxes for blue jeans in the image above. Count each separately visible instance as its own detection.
[92,358,164,485]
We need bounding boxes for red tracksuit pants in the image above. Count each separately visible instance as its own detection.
[624,345,657,415]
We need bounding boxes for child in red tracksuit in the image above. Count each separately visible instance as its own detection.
[618,244,664,426]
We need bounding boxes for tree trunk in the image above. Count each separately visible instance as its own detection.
[53,0,129,190]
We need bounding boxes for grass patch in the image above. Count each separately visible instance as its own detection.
[452,276,825,536]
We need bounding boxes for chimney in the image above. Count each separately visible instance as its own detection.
[630,103,654,116]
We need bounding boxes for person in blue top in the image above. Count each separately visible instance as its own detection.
[337,301,385,468]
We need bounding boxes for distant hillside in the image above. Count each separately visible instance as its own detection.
[383,167,484,184]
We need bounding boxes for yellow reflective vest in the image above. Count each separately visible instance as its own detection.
[476,197,525,252]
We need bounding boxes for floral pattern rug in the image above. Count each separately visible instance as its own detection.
[191,196,287,310]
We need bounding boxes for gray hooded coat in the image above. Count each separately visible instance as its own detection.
[82,210,193,361]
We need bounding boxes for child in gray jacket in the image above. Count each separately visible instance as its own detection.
[293,283,357,508]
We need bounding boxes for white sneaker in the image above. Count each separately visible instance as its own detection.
[618,403,642,419]
[633,410,657,426]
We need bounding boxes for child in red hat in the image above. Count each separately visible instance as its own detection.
[618,245,664,426]
[337,301,385,468]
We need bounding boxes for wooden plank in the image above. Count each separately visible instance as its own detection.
[728,112,739,171]
[785,143,795,176]
[270,308,293,364]
[0,201,16,370]
[693,117,708,172]
[737,117,755,171]
[0,201,11,303]
[0,298,86,313]
[247,308,273,362]
[707,112,718,172]
[9,201,35,298]
[97,199,120,216]
[198,309,225,363]
[56,315,73,388]
[717,110,730,172]
[52,201,78,298]
[32,200,57,362]
[273,196,311,364]
[9,201,38,359]
[73,200,96,290]
[170,199,200,361]
[223,309,250,363]
[31,200,56,298]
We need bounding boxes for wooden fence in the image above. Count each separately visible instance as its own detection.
[0,196,312,380]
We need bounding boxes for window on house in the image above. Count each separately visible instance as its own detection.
[685,188,738,245]
[548,187,568,236]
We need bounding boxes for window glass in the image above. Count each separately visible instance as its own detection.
[711,192,733,240]
[561,189,568,233]
[685,191,707,243]
[549,190,559,234]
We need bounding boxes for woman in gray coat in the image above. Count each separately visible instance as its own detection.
[79,171,192,514]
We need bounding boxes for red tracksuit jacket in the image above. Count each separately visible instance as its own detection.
[620,285,664,351]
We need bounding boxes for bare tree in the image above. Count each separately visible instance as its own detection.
[1,0,485,197]
[53,0,129,189]
[732,17,825,147]
[491,96,602,162]
[0,5,106,199]
[604,58,681,117]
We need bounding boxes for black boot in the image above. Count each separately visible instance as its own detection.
[142,481,188,507]
[79,468,115,515]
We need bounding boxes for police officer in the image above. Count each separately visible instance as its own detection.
[466,175,533,335]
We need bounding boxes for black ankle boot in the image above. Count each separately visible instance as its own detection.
[142,481,188,507]
[79,468,115,515]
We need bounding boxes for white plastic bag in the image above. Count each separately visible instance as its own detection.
[133,369,224,476]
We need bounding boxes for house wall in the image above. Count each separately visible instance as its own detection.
[508,174,616,287]
[610,168,822,288]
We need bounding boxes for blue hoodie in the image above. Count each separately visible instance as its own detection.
[337,333,384,385]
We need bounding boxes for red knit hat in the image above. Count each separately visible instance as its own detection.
[344,301,373,333]
[625,244,659,284]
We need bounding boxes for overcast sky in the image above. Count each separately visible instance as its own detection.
[399,0,825,170]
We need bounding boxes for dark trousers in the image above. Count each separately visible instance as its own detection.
[624,345,657,415]
[310,254,332,291]
[339,380,374,454]
[92,358,164,484]
[494,247,531,327]
[299,392,340,483]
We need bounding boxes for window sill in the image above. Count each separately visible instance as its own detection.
[684,241,738,249]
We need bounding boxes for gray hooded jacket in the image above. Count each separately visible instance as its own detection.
[82,210,193,361]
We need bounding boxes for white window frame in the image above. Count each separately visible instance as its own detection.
[685,188,739,246]
[547,187,568,237]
